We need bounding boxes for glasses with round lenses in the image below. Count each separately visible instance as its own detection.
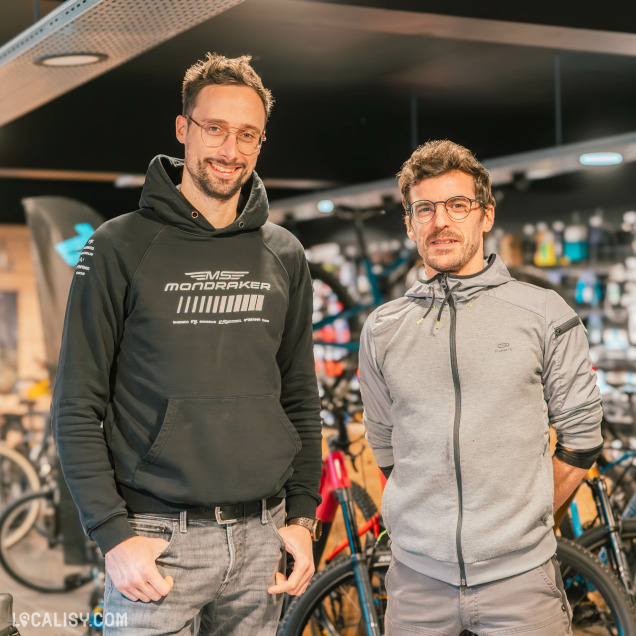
[408,196,482,223]
[188,116,265,155]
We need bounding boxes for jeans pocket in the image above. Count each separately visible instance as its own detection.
[537,557,566,601]
[266,504,286,552]
[384,554,397,591]
[128,516,176,559]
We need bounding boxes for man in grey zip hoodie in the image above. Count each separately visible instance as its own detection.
[359,140,603,634]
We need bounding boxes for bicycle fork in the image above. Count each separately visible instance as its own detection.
[589,477,635,598]
[335,486,382,636]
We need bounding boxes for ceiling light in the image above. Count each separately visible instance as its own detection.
[317,199,335,214]
[34,53,108,67]
[579,152,623,166]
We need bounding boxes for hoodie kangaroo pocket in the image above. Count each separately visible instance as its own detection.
[133,394,301,504]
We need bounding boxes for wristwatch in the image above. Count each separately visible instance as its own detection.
[286,517,323,541]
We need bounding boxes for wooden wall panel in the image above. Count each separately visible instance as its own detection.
[0,225,49,416]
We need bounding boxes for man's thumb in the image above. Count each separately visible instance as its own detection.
[165,575,174,589]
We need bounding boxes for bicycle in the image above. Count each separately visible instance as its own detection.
[0,444,40,547]
[0,480,104,594]
[558,438,636,600]
[280,535,636,636]
[307,205,422,404]
[313,393,381,569]
[279,407,388,636]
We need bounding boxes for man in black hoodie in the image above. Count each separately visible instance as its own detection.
[52,53,322,635]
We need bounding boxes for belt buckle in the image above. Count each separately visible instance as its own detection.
[215,506,237,525]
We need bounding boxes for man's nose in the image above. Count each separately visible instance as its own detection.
[431,202,449,228]
[217,132,239,160]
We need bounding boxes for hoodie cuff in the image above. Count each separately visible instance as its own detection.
[285,494,319,519]
[90,513,137,556]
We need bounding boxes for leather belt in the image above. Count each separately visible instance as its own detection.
[146,496,284,524]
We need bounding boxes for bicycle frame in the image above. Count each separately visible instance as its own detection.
[314,448,382,636]
[567,465,636,598]
[312,208,418,352]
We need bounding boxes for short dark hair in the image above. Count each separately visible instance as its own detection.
[397,140,495,220]
[182,52,274,123]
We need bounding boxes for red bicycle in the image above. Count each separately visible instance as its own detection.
[279,382,389,636]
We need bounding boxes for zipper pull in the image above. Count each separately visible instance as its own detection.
[461,577,467,587]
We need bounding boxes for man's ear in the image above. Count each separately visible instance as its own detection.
[406,216,416,242]
[482,205,495,234]
[175,115,188,145]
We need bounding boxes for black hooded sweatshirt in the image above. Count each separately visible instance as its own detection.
[52,155,322,554]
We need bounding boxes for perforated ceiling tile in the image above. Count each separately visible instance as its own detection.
[0,0,245,126]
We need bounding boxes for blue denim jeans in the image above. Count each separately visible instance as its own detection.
[104,501,286,635]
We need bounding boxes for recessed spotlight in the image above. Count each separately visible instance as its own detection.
[34,53,108,67]
[579,152,623,166]
[317,199,335,214]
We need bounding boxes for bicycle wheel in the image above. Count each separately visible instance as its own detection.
[0,443,41,547]
[278,549,391,636]
[557,537,636,635]
[0,489,95,593]
[575,519,636,594]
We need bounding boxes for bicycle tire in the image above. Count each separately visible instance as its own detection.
[0,443,41,548]
[575,519,636,592]
[557,537,636,635]
[281,541,635,636]
[0,489,94,593]
[278,549,391,636]
[350,481,378,522]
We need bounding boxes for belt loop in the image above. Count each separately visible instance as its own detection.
[261,498,267,524]
[180,510,187,533]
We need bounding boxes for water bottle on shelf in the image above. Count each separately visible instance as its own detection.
[564,212,588,263]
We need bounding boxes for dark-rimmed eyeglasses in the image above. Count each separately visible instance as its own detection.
[187,116,265,155]
[406,196,484,223]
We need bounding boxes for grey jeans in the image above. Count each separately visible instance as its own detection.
[385,554,572,635]
[104,501,287,635]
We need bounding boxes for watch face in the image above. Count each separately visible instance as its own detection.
[313,518,323,542]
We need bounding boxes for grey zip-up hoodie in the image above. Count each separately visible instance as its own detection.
[359,254,602,586]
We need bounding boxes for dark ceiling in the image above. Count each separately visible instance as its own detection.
[1,0,636,235]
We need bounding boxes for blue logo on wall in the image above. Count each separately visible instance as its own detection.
[55,223,95,266]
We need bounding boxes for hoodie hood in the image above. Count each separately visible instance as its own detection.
[139,154,269,236]
[405,254,514,305]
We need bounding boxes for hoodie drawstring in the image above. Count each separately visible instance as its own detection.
[416,289,436,325]
[436,281,461,328]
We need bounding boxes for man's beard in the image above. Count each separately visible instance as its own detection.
[188,157,249,202]
[422,230,481,274]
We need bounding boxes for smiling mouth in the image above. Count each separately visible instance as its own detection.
[430,238,459,246]
[208,161,242,177]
